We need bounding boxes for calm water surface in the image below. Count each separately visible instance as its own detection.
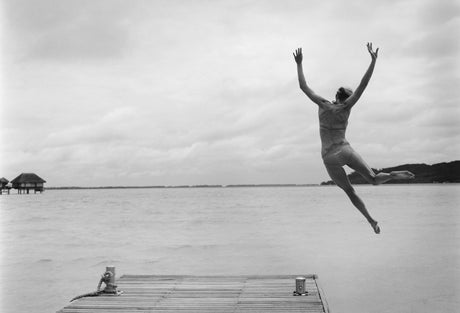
[1,185,459,313]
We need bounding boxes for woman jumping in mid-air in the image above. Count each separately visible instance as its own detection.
[293,43,414,234]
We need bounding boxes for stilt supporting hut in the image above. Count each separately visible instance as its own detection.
[11,173,46,194]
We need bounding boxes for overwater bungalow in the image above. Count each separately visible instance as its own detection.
[11,173,46,194]
[0,177,11,195]
[0,177,8,188]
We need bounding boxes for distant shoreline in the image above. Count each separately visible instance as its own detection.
[35,160,460,190]
[45,182,459,190]
[46,184,319,190]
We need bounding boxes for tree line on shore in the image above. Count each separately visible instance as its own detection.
[321,160,460,185]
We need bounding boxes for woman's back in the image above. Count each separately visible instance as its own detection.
[319,105,351,156]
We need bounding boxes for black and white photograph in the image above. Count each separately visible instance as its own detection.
[1,0,459,312]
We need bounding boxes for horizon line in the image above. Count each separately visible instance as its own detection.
[46,184,320,190]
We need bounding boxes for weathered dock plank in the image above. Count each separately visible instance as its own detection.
[58,275,329,313]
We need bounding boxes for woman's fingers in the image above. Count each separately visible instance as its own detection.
[293,48,302,57]
[366,42,379,58]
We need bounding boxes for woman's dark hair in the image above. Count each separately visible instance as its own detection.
[337,87,353,102]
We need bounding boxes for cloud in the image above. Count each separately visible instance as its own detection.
[403,19,459,61]
[44,107,136,147]
[3,0,134,61]
[415,0,460,26]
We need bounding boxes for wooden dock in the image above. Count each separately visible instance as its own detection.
[58,274,330,313]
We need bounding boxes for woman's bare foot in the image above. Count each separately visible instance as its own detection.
[390,171,415,180]
[370,221,380,234]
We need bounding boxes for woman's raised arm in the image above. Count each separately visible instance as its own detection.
[294,48,329,107]
[344,43,379,108]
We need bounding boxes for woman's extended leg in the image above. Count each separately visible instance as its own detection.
[325,164,380,234]
[346,148,414,184]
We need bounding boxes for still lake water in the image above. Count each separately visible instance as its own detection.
[0,184,459,313]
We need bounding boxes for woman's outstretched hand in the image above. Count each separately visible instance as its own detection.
[293,48,303,64]
[367,42,379,61]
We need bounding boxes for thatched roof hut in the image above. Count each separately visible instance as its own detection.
[11,173,46,193]
[0,177,9,187]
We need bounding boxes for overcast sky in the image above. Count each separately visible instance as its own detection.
[1,0,459,187]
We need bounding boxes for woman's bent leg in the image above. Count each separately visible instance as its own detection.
[325,164,380,234]
[346,150,415,184]
[345,148,393,185]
